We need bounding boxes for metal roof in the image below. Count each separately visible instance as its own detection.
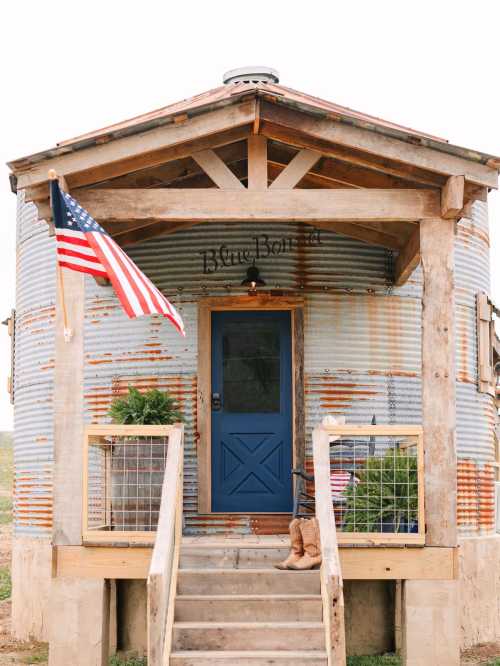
[8,81,500,172]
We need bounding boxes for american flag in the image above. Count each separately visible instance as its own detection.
[50,180,185,336]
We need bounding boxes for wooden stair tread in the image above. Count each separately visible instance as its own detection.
[171,650,328,656]
[176,594,322,600]
[174,621,324,628]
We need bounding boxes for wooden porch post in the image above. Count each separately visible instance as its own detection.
[50,182,110,666]
[402,217,459,665]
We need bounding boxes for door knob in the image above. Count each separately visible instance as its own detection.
[211,392,222,411]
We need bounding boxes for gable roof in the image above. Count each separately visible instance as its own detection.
[8,81,500,174]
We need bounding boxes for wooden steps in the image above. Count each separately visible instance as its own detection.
[170,651,328,665]
[168,540,328,665]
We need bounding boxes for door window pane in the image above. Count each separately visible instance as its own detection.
[222,320,280,413]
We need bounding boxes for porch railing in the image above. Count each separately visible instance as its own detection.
[313,424,425,545]
[146,424,184,666]
[313,426,346,666]
[82,424,182,544]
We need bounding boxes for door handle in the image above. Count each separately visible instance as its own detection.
[211,392,222,411]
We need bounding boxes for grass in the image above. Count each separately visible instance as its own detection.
[19,645,49,664]
[109,656,147,666]
[347,657,400,666]
[0,431,13,492]
[0,566,12,601]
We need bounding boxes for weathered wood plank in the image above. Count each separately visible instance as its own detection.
[53,267,85,545]
[314,220,405,250]
[441,175,465,219]
[420,218,457,547]
[313,427,346,666]
[269,148,321,189]
[15,102,256,189]
[73,188,441,224]
[260,102,498,188]
[394,225,421,285]
[191,149,244,190]
[55,544,458,580]
[147,426,183,666]
[247,135,268,190]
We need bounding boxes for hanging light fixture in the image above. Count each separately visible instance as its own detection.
[241,264,266,292]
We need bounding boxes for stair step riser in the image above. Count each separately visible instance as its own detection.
[180,548,290,569]
[178,571,320,595]
[175,598,322,622]
[170,655,327,666]
[173,626,326,651]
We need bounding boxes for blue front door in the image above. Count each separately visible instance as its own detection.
[211,311,293,513]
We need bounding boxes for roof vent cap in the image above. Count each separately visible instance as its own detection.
[223,66,279,85]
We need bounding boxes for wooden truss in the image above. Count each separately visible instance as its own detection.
[12,96,497,286]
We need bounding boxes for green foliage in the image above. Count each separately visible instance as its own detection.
[0,566,12,601]
[347,656,400,666]
[342,449,418,533]
[109,656,147,666]
[0,431,13,492]
[109,387,183,425]
[19,645,49,664]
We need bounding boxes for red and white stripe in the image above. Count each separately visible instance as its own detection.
[330,471,357,500]
[55,227,185,335]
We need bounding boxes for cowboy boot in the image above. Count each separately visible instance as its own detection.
[289,518,322,570]
[275,518,304,569]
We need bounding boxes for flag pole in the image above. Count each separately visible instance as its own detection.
[49,169,73,343]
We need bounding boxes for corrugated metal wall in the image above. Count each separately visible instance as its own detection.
[14,192,55,536]
[14,197,495,537]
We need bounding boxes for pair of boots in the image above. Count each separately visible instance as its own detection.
[275,517,322,570]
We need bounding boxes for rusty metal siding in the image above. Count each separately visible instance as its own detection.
[83,224,426,535]
[454,202,495,536]
[13,193,55,536]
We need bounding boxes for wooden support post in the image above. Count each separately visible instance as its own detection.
[53,176,85,544]
[441,175,465,219]
[420,217,457,547]
[247,135,268,190]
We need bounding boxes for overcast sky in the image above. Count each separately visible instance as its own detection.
[0,1,499,430]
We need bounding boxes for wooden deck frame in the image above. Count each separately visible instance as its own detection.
[54,543,458,581]
[197,295,305,514]
[82,424,182,544]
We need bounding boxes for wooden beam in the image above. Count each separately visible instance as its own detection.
[74,188,441,225]
[269,148,321,189]
[191,149,244,190]
[247,135,268,190]
[55,545,458,580]
[314,221,405,250]
[441,175,465,219]
[394,226,421,285]
[260,102,498,189]
[14,101,256,190]
[420,218,457,547]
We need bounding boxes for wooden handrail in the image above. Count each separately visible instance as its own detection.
[147,424,184,666]
[312,426,346,666]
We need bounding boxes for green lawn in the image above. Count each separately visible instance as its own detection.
[0,431,13,492]
[0,566,12,601]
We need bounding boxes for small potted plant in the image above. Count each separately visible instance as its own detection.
[109,386,184,425]
[341,449,418,534]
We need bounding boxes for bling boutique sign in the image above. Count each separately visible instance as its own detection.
[200,228,322,275]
